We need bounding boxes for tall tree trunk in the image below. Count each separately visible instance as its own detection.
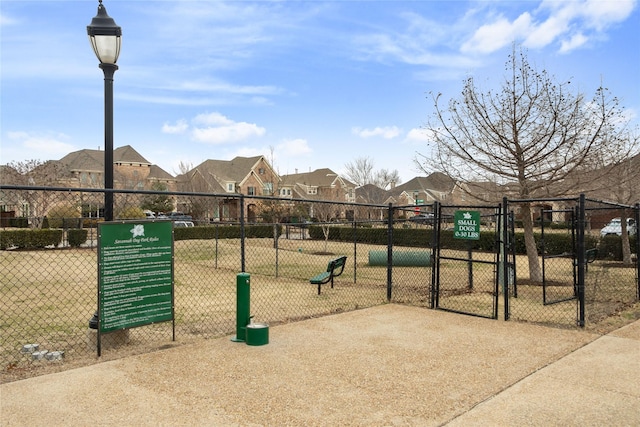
[322,225,330,252]
[521,203,542,282]
[272,223,279,249]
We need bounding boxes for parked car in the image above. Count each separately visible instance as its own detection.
[600,218,637,237]
[173,220,195,228]
[144,210,155,219]
[409,213,435,224]
[168,212,193,221]
[280,216,313,228]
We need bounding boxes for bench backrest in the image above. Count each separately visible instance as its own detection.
[327,256,347,274]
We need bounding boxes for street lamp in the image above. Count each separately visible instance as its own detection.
[87,0,121,330]
[87,0,121,222]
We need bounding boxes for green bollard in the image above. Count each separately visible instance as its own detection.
[231,273,251,342]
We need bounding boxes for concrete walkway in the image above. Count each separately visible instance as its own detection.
[1,305,639,426]
[447,319,640,426]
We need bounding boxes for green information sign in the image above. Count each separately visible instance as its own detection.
[453,210,481,240]
[98,221,174,333]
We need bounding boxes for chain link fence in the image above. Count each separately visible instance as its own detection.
[505,197,639,327]
[1,186,638,382]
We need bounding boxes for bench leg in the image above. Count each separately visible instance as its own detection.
[318,283,321,295]
[331,277,334,289]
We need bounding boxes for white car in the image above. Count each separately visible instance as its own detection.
[174,220,195,228]
[600,218,636,237]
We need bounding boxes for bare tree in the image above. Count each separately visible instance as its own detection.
[374,168,401,190]
[253,146,289,247]
[310,184,349,253]
[174,161,193,176]
[416,46,634,282]
[6,160,64,228]
[344,156,401,190]
[591,132,640,264]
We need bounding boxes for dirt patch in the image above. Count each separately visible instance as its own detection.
[599,262,637,269]
[585,301,640,334]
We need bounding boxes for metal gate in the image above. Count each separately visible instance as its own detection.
[540,208,580,305]
[432,202,504,319]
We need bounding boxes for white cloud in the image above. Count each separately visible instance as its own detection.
[193,112,235,126]
[461,13,532,54]
[351,10,481,70]
[524,13,568,49]
[161,119,189,134]
[462,0,638,54]
[190,113,266,144]
[352,126,402,139]
[6,131,75,159]
[176,81,283,96]
[564,0,636,31]
[405,128,433,144]
[559,33,588,53]
[276,138,312,156]
[0,12,19,26]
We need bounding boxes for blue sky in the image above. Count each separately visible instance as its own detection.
[2,0,639,184]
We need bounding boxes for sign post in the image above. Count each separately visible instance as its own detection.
[97,221,174,355]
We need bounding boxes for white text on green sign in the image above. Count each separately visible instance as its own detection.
[454,210,480,240]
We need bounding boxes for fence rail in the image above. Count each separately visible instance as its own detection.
[1,186,638,382]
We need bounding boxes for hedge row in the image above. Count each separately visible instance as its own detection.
[68,229,89,248]
[308,225,630,260]
[2,225,634,262]
[0,229,63,250]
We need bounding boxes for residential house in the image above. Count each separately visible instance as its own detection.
[0,145,175,220]
[60,145,175,191]
[176,155,280,222]
[386,173,457,218]
[280,168,357,220]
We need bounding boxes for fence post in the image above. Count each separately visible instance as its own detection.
[577,194,586,327]
[240,195,245,272]
[502,197,510,321]
[387,203,393,301]
[635,203,640,301]
[353,219,357,285]
[430,201,439,309]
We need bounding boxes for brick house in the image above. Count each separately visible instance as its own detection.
[279,168,356,220]
[176,155,280,222]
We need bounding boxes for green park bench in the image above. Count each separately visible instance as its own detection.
[310,256,347,295]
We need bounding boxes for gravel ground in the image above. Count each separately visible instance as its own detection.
[0,304,610,426]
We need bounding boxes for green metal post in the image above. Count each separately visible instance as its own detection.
[232,272,251,342]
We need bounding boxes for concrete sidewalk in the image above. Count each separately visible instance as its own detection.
[1,305,639,426]
[447,319,640,426]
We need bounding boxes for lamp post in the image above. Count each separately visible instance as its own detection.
[87,0,121,222]
[87,0,121,330]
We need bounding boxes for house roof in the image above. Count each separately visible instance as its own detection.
[386,173,456,201]
[148,164,175,181]
[58,145,152,171]
[355,183,389,204]
[56,146,174,180]
[58,149,105,173]
[176,155,277,193]
[113,145,151,165]
[0,165,24,185]
[193,156,265,183]
[281,168,353,187]
[175,167,226,193]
